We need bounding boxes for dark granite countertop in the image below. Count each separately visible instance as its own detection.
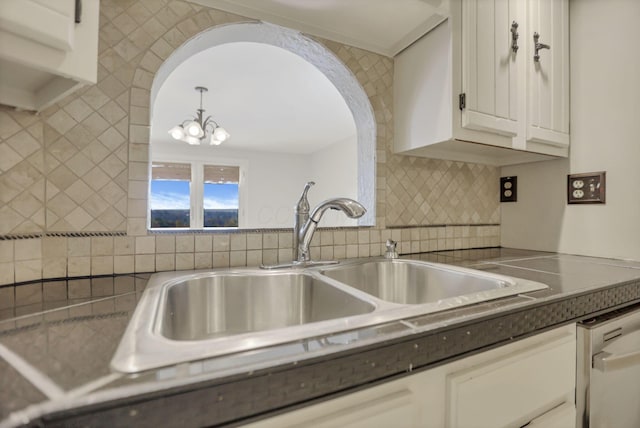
[3,248,640,427]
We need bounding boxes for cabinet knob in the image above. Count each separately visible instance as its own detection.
[533,32,551,62]
[510,21,519,53]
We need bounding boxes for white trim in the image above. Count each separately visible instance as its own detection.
[0,0,74,51]
[462,110,519,137]
[192,161,203,228]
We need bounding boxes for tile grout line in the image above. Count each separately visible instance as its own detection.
[63,373,122,399]
[0,291,138,326]
[490,262,563,276]
[484,255,558,264]
[0,343,64,400]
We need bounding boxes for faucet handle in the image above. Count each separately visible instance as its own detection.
[385,239,398,259]
[302,181,315,194]
[295,181,315,213]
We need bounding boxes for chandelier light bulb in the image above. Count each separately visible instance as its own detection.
[184,121,203,137]
[212,127,230,143]
[184,136,201,145]
[169,126,185,140]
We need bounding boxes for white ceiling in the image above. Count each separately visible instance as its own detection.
[189,0,449,57]
[151,42,357,154]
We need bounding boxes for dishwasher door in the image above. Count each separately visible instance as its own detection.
[577,305,640,428]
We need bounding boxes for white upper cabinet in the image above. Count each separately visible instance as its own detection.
[394,0,570,166]
[0,0,100,112]
[461,0,521,139]
[526,0,570,149]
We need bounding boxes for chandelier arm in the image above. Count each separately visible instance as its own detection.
[195,109,206,126]
[202,116,219,132]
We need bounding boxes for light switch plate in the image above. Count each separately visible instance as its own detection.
[500,176,517,202]
[567,172,606,204]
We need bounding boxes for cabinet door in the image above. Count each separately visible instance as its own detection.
[461,0,522,138]
[527,0,570,147]
[528,402,576,428]
[244,387,422,428]
[445,326,576,428]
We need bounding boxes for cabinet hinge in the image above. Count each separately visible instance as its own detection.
[459,93,466,110]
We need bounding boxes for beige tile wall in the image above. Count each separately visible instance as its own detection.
[386,159,500,226]
[0,0,500,285]
[0,226,500,285]
[0,108,45,235]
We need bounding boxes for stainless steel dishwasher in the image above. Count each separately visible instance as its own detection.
[577,303,640,427]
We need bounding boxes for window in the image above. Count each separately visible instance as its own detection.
[203,165,239,227]
[150,162,240,229]
[150,162,191,228]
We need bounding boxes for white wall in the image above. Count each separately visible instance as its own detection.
[240,149,309,228]
[501,0,640,261]
[153,139,358,229]
[309,136,358,227]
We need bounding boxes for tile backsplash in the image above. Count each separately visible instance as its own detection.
[0,226,500,285]
[0,0,500,285]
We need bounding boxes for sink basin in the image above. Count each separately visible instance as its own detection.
[320,259,548,305]
[111,270,376,373]
[111,259,548,374]
[160,272,375,341]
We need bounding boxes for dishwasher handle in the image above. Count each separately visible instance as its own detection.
[593,349,640,372]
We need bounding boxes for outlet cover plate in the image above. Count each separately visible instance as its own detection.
[568,172,606,204]
[500,176,517,202]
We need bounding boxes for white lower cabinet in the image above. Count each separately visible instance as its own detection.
[527,403,577,428]
[446,325,576,428]
[245,387,422,428]
[245,324,576,428]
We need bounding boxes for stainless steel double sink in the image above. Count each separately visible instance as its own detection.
[111,258,548,373]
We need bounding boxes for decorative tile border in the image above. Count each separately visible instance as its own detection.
[0,232,127,241]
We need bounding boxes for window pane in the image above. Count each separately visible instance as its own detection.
[203,165,239,228]
[150,162,191,228]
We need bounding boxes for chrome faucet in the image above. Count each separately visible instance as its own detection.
[293,182,366,265]
[261,182,366,269]
[296,197,366,263]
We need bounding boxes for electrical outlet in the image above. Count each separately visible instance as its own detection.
[568,172,606,204]
[500,176,517,202]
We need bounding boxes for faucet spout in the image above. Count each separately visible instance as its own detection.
[298,197,366,263]
[309,198,366,222]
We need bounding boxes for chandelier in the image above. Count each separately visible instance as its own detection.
[168,86,230,146]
